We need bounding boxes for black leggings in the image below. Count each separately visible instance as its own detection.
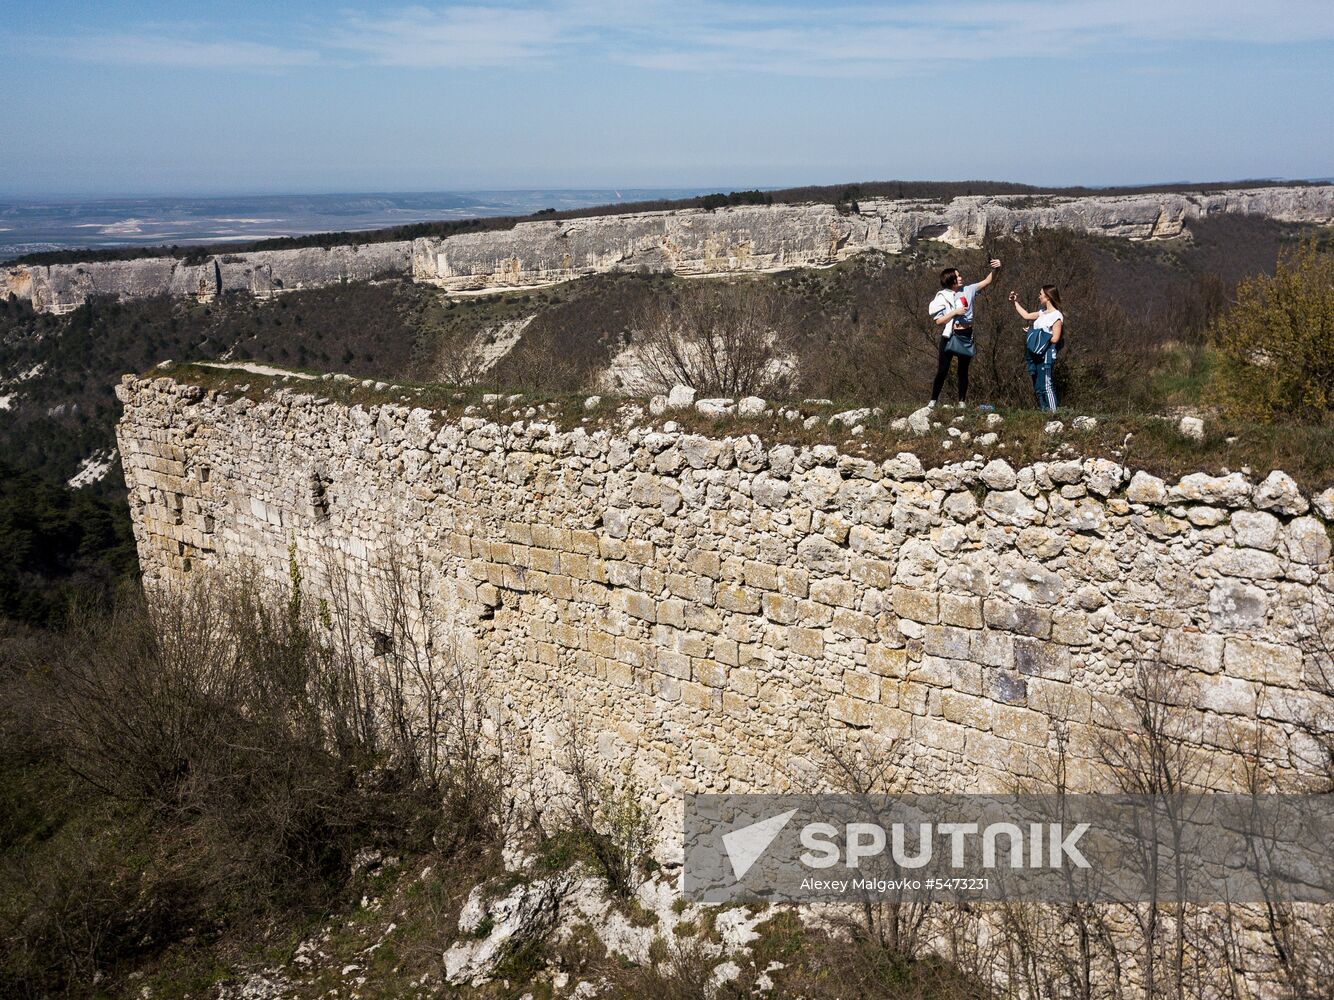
[931,342,971,403]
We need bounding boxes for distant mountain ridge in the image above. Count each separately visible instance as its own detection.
[3,178,1319,267]
[4,183,1332,315]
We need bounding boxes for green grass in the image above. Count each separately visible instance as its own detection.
[1146,342,1217,407]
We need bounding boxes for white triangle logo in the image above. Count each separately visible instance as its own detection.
[722,808,799,881]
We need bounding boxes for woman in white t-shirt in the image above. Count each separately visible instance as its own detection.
[1008,285,1064,412]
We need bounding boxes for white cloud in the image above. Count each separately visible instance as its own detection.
[605,0,1334,78]
[324,4,574,67]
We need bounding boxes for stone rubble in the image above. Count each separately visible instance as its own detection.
[1179,415,1206,441]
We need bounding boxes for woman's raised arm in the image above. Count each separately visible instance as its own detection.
[1008,291,1039,321]
[974,259,1002,290]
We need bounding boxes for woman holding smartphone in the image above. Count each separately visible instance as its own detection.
[1009,285,1064,412]
[927,258,1002,408]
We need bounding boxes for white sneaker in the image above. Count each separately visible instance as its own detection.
[928,400,938,409]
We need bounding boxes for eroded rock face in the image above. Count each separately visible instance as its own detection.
[444,879,566,986]
[412,186,1334,294]
[9,185,1333,312]
[6,241,414,314]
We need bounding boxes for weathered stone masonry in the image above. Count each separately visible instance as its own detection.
[116,373,1334,847]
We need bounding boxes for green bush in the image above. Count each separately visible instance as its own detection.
[1210,240,1334,423]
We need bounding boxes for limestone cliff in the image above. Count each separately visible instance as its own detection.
[10,185,1333,313]
[6,241,414,315]
[413,185,1334,292]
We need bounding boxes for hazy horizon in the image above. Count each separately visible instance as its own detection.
[2,175,1328,203]
[0,188,716,257]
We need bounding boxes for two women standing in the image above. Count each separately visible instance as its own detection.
[925,266,1066,412]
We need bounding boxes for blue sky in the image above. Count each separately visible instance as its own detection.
[3,0,1331,196]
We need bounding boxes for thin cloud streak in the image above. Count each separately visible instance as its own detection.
[326,0,1334,78]
[44,1,1334,76]
[324,5,573,68]
[607,0,1334,77]
[59,33,319,70]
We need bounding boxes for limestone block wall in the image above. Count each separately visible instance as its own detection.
[10,185,1334,311]
[115,373,1334,819]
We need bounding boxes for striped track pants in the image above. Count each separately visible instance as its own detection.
[1026,358,1057,412]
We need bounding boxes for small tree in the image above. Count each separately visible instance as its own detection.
[627,282,797,397]
[1210,240,1334,423]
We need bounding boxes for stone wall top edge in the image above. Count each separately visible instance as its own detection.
[117,368,1334,518]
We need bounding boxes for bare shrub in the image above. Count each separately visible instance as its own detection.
[552,718,655,898]
[1233,734,1334,1000]
[432,329,492,386]
[1092,663,1220,1000]
[801,723,930,958]
[795,258,935,403]
[626,281,798,397]
[321,544,507,856]
[1235,575,1334,998]
[488,330,588,392]
[607,935,722,1000]
[979,721,1124,1000]
[0,549,504,996]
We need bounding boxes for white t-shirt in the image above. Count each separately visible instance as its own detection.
[1033,307,1063,334]
[929,282,981,336]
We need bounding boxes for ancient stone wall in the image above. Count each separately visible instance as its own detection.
[11,185,1334,312]
[116,372,1334,847]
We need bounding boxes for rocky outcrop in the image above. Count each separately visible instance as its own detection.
[409,202,867,291]
[411,185,1334,292]
[6,241,414,315]
[9,186,1333,312]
